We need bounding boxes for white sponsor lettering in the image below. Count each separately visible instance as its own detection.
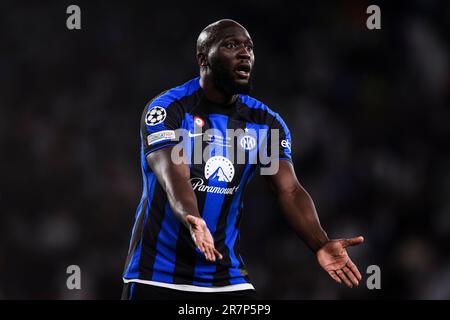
[147,130,176,146]
[190,178,239,195]
[281,139,291,151]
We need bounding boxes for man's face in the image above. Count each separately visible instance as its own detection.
[207,26,255,95]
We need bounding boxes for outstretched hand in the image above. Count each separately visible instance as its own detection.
[186,215,223,262]
[316,236,364,288]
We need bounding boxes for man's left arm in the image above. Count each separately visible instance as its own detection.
[265,160,364,287]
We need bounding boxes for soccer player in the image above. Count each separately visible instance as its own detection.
[121,19,364,300]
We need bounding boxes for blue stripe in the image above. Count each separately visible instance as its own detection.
[239,94,290,138]
[226,123,268,283]
[124,173,157,279]
[193,114,229,286]
[147,114,195,284]
[124,198,149,279]
[144,77,201,135]
[150,77,200,109]
[182,114,194,168]
[151,203,181,283]
[127,143,148,249]
[129,283,135,300]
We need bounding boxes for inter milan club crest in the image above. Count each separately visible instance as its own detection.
[194,116,205,127]
[145,106,166,126]
[239,133,257,151]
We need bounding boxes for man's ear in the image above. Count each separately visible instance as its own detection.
[197,52,208,67]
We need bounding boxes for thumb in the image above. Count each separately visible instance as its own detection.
[186,215,199,225]
[341,236,364,248]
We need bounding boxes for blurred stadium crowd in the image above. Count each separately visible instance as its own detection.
[0,0,449,299]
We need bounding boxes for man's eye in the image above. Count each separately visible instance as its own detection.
[225,43,236,49]
[246,45,254,51]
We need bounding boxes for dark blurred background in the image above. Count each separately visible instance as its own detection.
[1,0,449,299]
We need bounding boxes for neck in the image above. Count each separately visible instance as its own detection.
[200,75,237,105]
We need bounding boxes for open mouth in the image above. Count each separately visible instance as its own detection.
[235,63,251,79]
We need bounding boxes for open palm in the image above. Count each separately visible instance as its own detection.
[186,215,223,262]
[316,236,364,288]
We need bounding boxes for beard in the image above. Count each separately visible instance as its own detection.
[210,62,253,96]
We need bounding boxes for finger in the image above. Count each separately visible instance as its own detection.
[207,246,215,262]
[214,248,223,260]
[205,251,212,261]
[328,271,341,284]
[346,259,362,281]
[336,269,353,288]
[342,236,364,248]
[201,242,211,260]
[343,266,359,286]
[207,239,220,261]
[203,249,211,261]
[202,237,214,261]
[194,234,206,252]
[197,241,206,255]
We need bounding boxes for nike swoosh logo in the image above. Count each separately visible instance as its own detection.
[188,131,204,138]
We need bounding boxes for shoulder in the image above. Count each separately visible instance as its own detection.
[238,94,289,131]
[140,77,201,127]
[144,77,201,112]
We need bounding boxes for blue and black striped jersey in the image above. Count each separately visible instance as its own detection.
[123,77,292,292]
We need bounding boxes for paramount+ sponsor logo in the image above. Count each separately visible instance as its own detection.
[190,177,239,195]
[190,156,239,195]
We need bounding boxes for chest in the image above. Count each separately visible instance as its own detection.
[178,112,269,188]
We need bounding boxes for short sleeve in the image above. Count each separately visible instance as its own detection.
[258,112,293,170]
[271,113,292,162]
[140,99,183,156]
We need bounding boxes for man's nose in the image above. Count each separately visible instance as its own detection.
[236,45,251,59]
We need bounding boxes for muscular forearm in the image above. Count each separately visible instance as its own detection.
[163,165,201,228]
[277,184,329,252]
[147,149,201,229]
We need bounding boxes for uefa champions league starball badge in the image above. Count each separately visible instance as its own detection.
[145,106,167,126]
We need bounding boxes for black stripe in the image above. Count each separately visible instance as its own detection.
[233,229,250,283]
[236,155,260,284]
[211,116,248,286]
[172,109,210,285]
[138,183,167,279]
[172,225,199,284]
[233,210,246,270]
[237,101,291,164]
[233,164,256,276]
[172,187,208,284]
[236,99,277,128]
[123,195,148,275]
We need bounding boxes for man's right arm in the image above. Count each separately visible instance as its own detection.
[146,147,223,262]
